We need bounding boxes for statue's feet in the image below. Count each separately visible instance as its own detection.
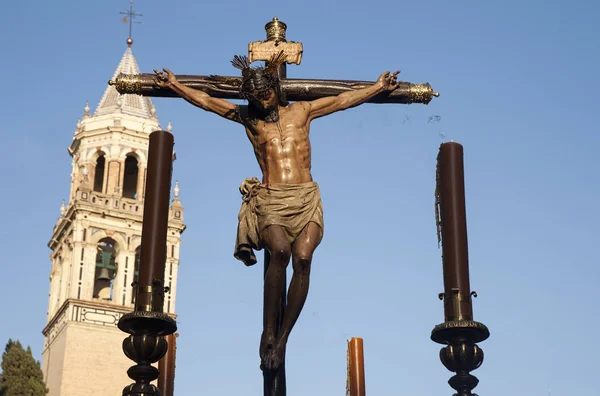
[260,331,276,371]
[260,336,287,372]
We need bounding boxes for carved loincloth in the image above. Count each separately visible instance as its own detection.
[234,177,324,266]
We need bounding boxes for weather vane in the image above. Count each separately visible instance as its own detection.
[120,0,142,46]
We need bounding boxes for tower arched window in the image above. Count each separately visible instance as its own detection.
[131,246,141,304]
[93,238,118,300]
[93,154,106,193]
[122,155,139,199]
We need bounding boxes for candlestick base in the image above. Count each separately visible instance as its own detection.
[118,312,177,396]
[431,320,489,344]
[431,320,489,396]
[118,311,177,336]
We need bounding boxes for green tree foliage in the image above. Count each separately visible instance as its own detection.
[0,339,48,396]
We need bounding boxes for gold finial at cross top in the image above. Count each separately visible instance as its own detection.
[248,18,303,65]
[120,0,143,46]
[265,17,287,42]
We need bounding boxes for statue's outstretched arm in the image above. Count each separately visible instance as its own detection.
[153,68,242,123]
[307,71,400,120]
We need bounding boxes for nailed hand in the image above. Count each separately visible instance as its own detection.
[153,68,177,88]
[377,70,401,91]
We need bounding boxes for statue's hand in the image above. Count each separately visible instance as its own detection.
[153,68,177,89]
[377,70,401,91]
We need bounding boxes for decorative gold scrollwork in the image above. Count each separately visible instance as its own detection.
[408,83,440,104]
[108,73,143,95]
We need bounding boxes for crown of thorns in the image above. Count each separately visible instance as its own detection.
[230,51,286,100]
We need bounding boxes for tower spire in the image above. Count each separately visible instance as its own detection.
[120,0,142,47]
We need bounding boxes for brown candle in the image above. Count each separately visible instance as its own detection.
[436,142,473,321]
[136,130,174,312]
[347,338,366,396]
[158,333,178,396]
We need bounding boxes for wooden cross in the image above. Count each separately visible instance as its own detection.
[109,18,439,105]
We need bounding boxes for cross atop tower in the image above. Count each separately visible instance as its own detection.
[120,0,142,46]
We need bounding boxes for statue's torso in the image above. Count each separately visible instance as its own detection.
[244,103,313,185]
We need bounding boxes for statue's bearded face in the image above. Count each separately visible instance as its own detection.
[242,69,280,111]
[240,70,283,123]
[249,88,278,113]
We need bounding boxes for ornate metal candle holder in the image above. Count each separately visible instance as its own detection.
[431,299,489,396]
[119,310,177,396]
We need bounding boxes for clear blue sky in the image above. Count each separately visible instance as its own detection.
[1,0,598,395]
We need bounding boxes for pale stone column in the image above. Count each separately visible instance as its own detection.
[106,160,122,196]
[89,163,97,192]
[56,261,64,309]
[165,241,180,313]
[124,251,136,307]
[110,251,121,304]
[83,245,98,300]
[101,160,109,194]
[67,241,81,300]
[136,166,145,201]
[58,255,71,308]
[119,158,127,198]
[48,262,59,317]
[169,261,179,313]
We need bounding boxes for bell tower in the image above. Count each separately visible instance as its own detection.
[42,38,186,396]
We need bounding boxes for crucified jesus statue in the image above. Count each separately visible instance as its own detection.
[153,52,400,371]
